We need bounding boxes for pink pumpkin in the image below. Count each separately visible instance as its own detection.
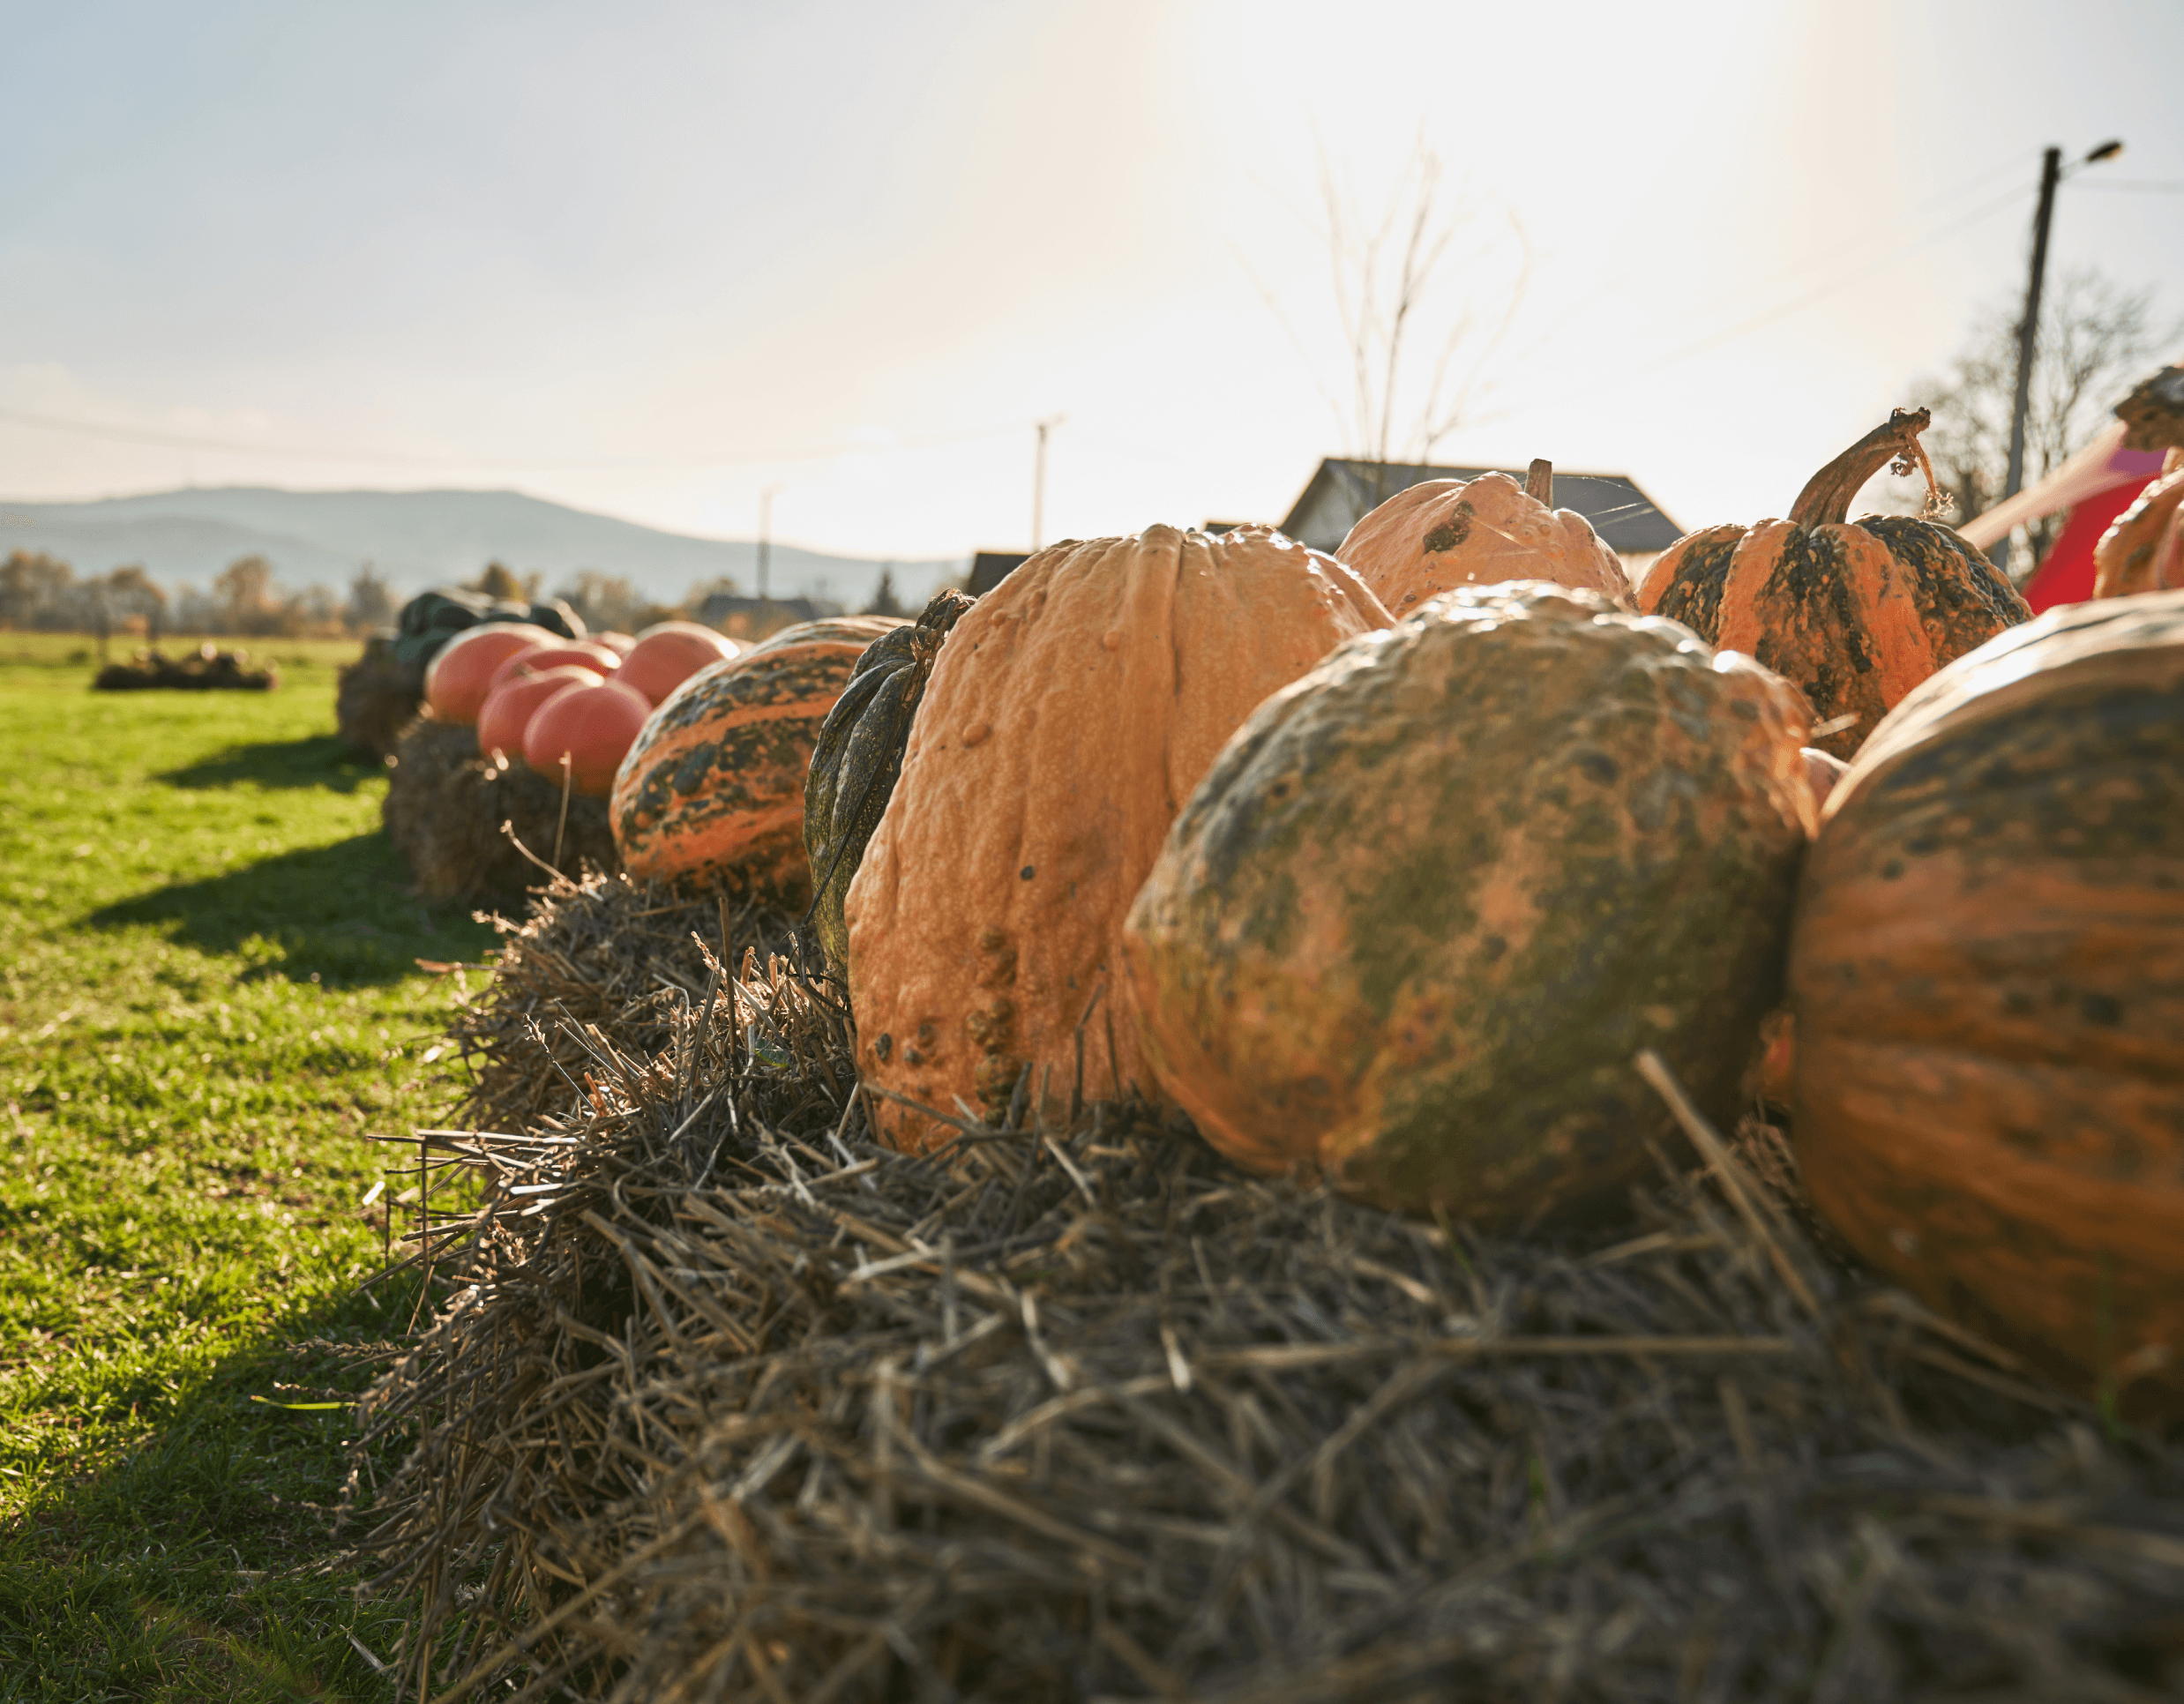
[522,679,652,797]
[423,624,557,726]
[476,664,607,759]
[619,622,743,706]
[484,640,624,699]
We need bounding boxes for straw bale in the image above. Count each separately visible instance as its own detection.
[351,938,2184,1703]
[336,635,423,759]
[382,717,618,907]
[92,644,277,691]
[448,868,800,1135]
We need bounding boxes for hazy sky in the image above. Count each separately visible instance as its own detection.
[4,0,2180,558]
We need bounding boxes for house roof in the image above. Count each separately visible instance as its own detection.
[1276,460,1685,557]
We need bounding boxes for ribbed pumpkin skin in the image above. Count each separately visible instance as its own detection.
[2092,460,2184,600]
[846,525,1391,1148]
[1789,589,2184,1417]
[804,591,976,975]
[1122,583,1814,1224]
[1339,470,1630,615]
[1637,412,2029,759]
[611,617,907,899]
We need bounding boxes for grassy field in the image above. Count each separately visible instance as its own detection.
[0,632,496,1700]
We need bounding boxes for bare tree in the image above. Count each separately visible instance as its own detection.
[1250,138,1531,510]
[1889,269,2172,570]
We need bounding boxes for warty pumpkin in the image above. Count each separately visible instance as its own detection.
[1787,587,2184,1418]
[1338,460,1631,615]
[1121,581,1814,1223]
[1637,409,2029,759]
[2092,450,2184,601]
[845,524,1391,1149]
[804,590,976,976]
[610,616,907,898]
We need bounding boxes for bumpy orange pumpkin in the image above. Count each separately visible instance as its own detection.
[2092,451,2184,601]
[1789,589,2184,1417]
[1637,409,2029,759]
[611,617,906,898]
[1121,582,1814,1223]
[1338,460,1631,615]
[846,525,1390,1148]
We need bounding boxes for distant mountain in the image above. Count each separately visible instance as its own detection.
[0,486,966,610]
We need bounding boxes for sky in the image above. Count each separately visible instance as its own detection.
[3,0,2181,561]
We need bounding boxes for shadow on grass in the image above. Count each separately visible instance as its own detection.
[156,735,385,796]
[86,834,500,986]
[0,1280,430,1704]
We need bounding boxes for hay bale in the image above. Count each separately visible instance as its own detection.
[335,634,424,759]
[382,717,618,907]
[447,869,802,1134]
[93,644,277,691]
[352,947,2184,1703]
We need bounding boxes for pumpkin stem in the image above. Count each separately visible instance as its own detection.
[1789,407,1937,527]
[1525,459,1553,505]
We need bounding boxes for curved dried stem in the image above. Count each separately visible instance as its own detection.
[1524,459,1552,505]
[1790,407,1936,527]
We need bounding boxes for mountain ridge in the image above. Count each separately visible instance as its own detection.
[0,486,967,609]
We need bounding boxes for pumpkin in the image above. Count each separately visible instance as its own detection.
[1338,460,1632,614]
[845,524,1391,1149]
[423,623,557,725]
[1636,409,2030,759]
[522,679,651,798]
[1787,588,2184,1417]
[484,640,624,699]
[2092,450,2184,601]
[1122,582,1814,1223]
[611,617,908,897]
[476,664,607,759]
[804,590,976,975]
[618,622,743,706]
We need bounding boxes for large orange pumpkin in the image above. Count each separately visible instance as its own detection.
[845,525,1391,1149]
[610,617,906,898]
[1636,409,2029,759]
[1338,460,1631,614]
[1788,588,2184,1417]
[1121,582,1814,1223]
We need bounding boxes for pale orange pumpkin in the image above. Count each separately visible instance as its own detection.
[2092,450,2184,601]
[1337,460,1631,616]
[845,524,1390,1149]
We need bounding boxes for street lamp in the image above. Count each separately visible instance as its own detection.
[1995,138,2124,574]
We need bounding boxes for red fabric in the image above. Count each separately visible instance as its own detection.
[2020,477,2157,612]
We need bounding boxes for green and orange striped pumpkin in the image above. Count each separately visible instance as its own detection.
[610,616,907,900]
[1636,409,2028,759]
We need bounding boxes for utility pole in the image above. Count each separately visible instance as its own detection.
[1031,415,1065,550]
[1996,138,2122,574]
[757,483,784,604]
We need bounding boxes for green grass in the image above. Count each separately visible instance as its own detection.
[0,634,497,1700]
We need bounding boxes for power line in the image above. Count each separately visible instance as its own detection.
[0,403,1031,472]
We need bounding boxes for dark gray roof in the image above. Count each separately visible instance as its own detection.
[1277,460,1684,557]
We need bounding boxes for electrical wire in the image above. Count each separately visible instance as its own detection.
[0,404,1033,472]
